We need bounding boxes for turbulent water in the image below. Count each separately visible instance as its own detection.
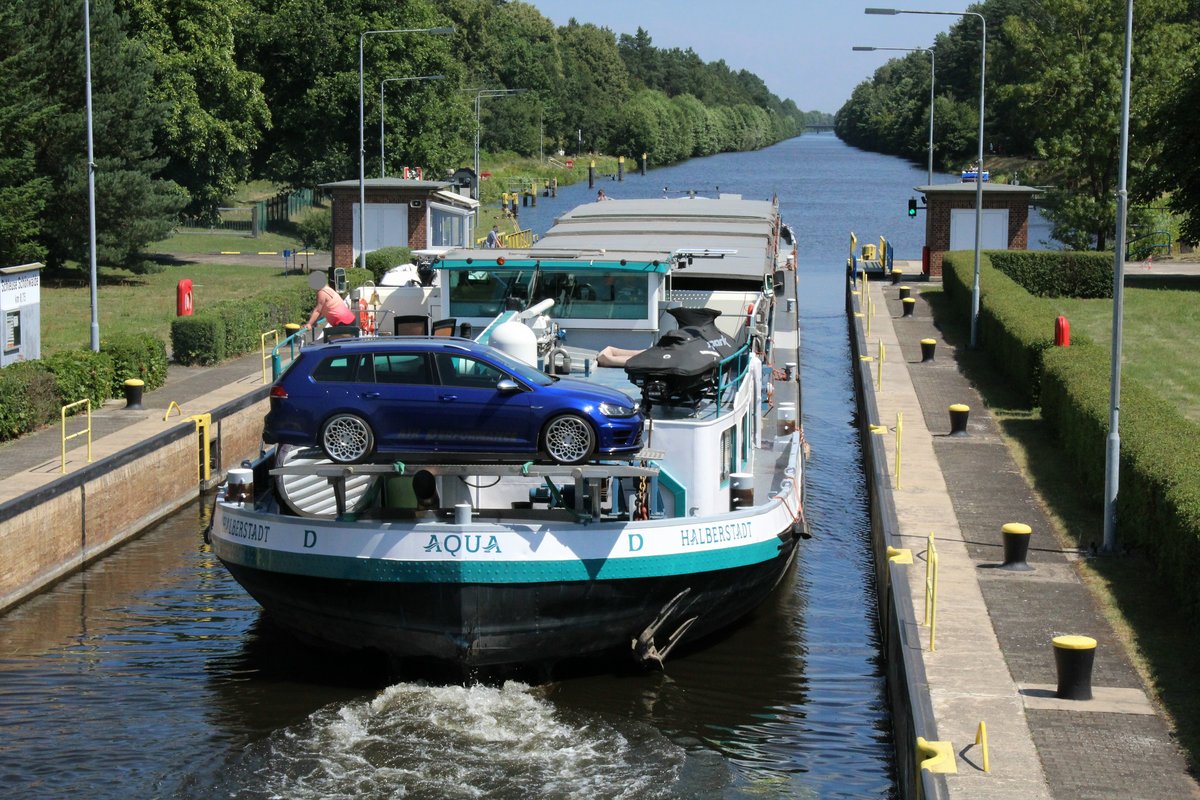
[2,135,1055,799]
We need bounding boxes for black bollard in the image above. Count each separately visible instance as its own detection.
[891,269,903,286]
[618,155,625,181]
[588,159,595,189]
[1053,635,1097,700]
[123,378,145,410]
[641,152,647,176]
[899,286,911,301]
[920,338,937,363]
[948,404,970,435]
[1000,522,1034,571]
[902,297,916,317]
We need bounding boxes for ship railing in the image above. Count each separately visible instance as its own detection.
[713,342,753,417]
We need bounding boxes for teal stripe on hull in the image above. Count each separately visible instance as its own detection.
[213,537,786,584]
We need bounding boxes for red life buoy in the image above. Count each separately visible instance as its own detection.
[358,298,374,333]
[176,279,193,316]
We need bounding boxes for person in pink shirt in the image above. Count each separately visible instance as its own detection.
[303,271,356,333]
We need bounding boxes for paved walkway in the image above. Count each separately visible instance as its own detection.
[864,272,1200,799]
[0,352,268,503]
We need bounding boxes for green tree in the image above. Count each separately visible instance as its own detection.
[244,0,465,187]
[1156,57,1200,245]
[118,0,271,221]
[1004,0,1194,249]
[557,20,631,154]
[26,0,184,270]
[0,5,50,265]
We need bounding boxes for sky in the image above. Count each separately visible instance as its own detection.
[526,1,963,114]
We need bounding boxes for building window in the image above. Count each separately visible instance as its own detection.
[430,202,471,248]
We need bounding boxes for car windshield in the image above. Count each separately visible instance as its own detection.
[482,348,554,387]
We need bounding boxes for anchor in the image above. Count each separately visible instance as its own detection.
[632,588,698,668]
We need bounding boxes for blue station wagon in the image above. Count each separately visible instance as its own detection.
[263,338,644,465]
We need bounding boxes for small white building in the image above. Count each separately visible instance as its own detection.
[1,263,42,366]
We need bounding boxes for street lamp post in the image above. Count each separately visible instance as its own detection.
[867,7,986,347]
[85,0,99,351]
[358,26,453,267]
[471,88,527,200]
[380,75,444,178]
[852,45,936,185]
[1103,0,1135,553]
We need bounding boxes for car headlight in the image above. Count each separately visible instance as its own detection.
[599,401,640,418]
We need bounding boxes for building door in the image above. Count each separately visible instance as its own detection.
[950,208,1009,251]
[351,203,409,263]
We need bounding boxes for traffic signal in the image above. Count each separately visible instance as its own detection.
[907,197,918,218]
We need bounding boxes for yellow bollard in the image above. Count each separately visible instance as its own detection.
[887,546,913,564]
[975,721,991,773]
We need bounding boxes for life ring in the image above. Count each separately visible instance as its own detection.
[358,298,374,334]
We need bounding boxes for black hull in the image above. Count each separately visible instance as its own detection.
[218,539,797,671]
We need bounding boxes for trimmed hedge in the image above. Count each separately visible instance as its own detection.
[362,247,412,283]
[103,332,169,395]
[1042,343,1200,616]
[942,250,1089,406]
[987,250,1113,299]
[945,248,1200,618]
[0,361,59,440]
[43,350,115,409]
[171,316,227,365]
[170,284,315,366]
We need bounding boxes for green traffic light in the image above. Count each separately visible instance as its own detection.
[907,198,918,217]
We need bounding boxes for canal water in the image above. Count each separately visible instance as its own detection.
[0,136,1051,799]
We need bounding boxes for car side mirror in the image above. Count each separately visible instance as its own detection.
[496,379,521,393]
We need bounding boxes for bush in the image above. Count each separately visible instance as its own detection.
[43,350,116,409]
[103,332,168,394]
[943,251,1072,406]
[294,207,332,251]
[171,316,227,365]
[987,250,1112,298]
[0,361,59,441]
[171,284,316,365]
[344,267,374,292]
[361,247,412,283]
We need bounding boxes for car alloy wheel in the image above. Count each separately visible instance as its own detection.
[320,413,375,464]
[543,414,596,465]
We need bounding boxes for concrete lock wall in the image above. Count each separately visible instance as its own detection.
[0,392,268,614]
[846,283,950,800]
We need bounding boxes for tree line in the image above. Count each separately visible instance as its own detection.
[0,0,828,272]
[835,0,1200,252]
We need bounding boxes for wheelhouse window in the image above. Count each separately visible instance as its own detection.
[447,269,534,317]
[446,268,649,320]
[533,272,648,319]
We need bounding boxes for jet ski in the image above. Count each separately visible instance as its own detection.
[624,307,744,407]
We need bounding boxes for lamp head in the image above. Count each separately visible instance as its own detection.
[865,8,900,14]
[852,46,877,51]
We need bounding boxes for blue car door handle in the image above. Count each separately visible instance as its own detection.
[439,394,458,401]
[362,391,381,399]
